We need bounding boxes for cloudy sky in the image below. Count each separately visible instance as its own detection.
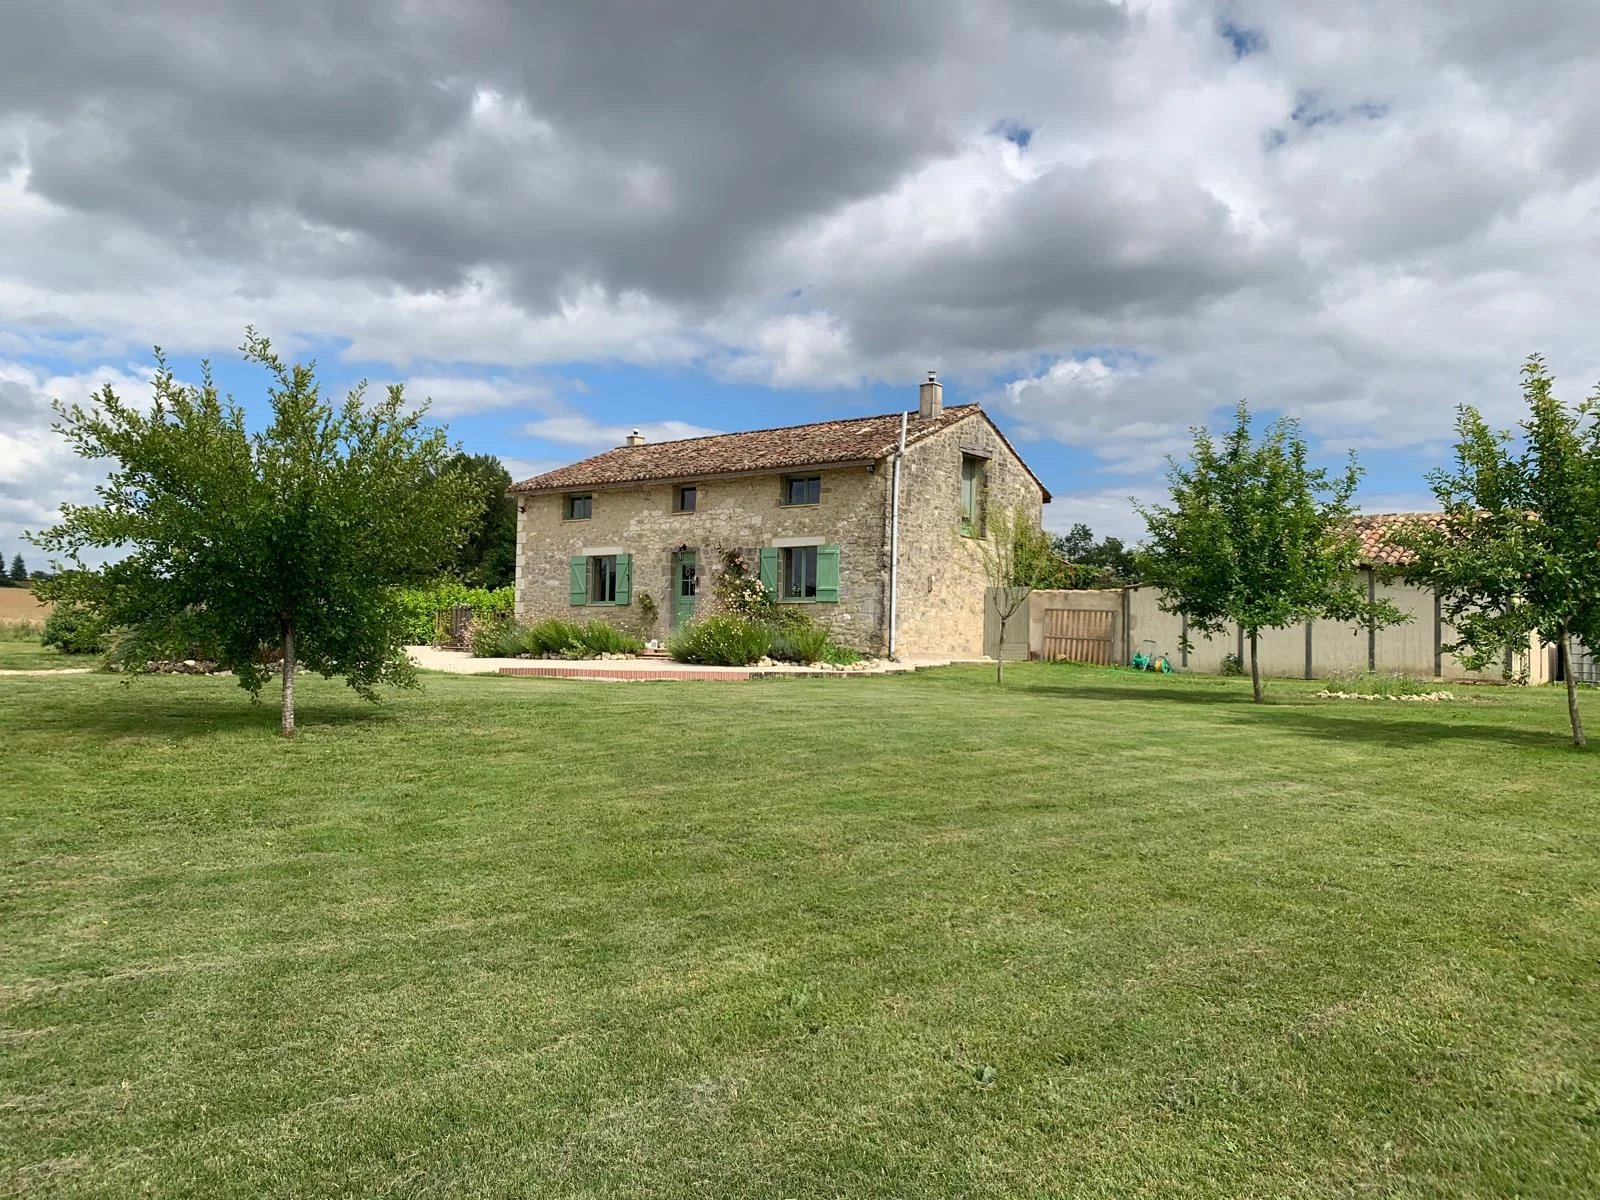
[4,0,1598,566]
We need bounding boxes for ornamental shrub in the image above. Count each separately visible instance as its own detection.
[469,616,643,658]
[468,616,520,658]
[572,621,644,656]
[521,618,586,656]
[668,614,773,666]
[41,600,109,654]
[768,624,859,665]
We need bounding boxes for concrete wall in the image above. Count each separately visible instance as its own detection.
[893,414,1045,658]
[1033,574,1554,683]
[514,465,891,651]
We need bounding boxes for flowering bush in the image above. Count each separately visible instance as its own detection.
[714,550,775,619]
[668,614,773,665]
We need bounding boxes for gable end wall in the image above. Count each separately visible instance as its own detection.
[892,415,1044,658]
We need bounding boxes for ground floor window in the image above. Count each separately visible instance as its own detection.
[569,553,631,605]
[591,555,618,603]
[784,546,817,600]
[757,544,840,603]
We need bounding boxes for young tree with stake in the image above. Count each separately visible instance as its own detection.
[32,331,478,737]
[1135,402,1404,701]
[973,507,1065,684]
[1399,356,1600,748]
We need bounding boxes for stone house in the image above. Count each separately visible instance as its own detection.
[507,374,1051,657]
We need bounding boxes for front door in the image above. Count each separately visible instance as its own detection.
[673,552,698,628]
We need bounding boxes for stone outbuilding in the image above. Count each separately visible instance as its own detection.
[507,375,1051,658]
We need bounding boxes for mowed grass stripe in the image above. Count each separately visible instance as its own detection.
[1,664,1596,1197]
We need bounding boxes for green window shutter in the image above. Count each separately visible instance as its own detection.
[569,556,588,606]
[758,547,779,594]
[614,553,632,605]
[816,545,840,602]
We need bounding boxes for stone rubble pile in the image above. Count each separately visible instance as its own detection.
[1312,689,1456,702]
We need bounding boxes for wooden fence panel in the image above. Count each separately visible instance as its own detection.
[1043,608,1113,665]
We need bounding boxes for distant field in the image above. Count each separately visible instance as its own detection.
[0,588,52,624]
[2,664,1596,1197]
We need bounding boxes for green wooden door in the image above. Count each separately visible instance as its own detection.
[673,552,698,628]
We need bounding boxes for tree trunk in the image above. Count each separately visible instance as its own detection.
[1563,630,1586,749]
[280,617,296,739]
[1249,631,1263,702]
[995,611,1006,685]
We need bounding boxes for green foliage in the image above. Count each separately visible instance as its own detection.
[468,617,518,658]
[971,507,1062,682]
[714,549,775,618]
[1219,652,1245,678]
[441,452,517,588]
[669,614,774,665]
[1322,671,1439,698]
[768,622,859,665]
[31,330,479,735]
[469,616,643,659]
[1135,402,1405,701]
[41,599,109,654]
[636,591,659,630]
[1398,355,1600,746]
[396,579,515,643]
[1051,523,1136,586]
[571,621,644,656]
[696,550,858,664]
[7,553,26,583]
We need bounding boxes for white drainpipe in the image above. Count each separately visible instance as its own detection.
[888,410,908,660]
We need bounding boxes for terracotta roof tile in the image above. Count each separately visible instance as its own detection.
[510,404,989,493]
[1350,511,1450,567]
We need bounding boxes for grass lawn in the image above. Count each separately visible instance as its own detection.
[2,665,1596,1197]
[0,639,84,672]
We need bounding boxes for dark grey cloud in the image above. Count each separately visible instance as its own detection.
[1,0,1598,507]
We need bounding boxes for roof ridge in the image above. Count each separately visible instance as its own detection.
[607,402,980,453]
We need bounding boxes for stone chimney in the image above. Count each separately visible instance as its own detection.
[623,428,646,447]
[918,370,943,420]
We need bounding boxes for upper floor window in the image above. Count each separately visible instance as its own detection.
[781,475,821,506]
[959,455,987,537]
[564,493,593,521]
[674,484,697,513]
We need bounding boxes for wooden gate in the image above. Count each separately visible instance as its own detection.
[1043,608,1114,665]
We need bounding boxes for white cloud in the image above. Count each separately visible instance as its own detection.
[519,414,723,450]
[400,373,554,419]
[0,359,154,562]
[3,0,1600,537]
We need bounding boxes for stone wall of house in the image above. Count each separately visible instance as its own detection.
[891,414,1045,658]
[513,466,892,650]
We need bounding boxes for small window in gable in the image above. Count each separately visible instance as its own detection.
[564,493,593,520]
[959,456,987,537]
[674,484,697,513]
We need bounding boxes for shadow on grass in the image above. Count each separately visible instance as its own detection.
[1023,682,1258,707]
[1029,680,1567,750]
[1231,707,1567,752]
[18,694,398,741]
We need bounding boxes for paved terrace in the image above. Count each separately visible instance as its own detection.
[406,646,989,682]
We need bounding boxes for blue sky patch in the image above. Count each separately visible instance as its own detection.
[990,119,1033,149]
